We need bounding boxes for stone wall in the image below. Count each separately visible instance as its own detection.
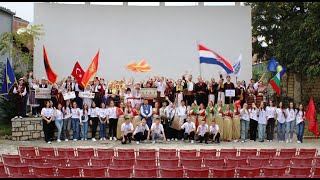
[11,118,101,141]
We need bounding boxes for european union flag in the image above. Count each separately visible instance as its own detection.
[0,58,17,100]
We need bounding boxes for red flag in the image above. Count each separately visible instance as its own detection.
[43,46,58,84]
[81,50,99,88]
[71,61,85,88]
[305,97,319,137]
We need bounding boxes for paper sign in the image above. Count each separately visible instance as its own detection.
[35,88,51,99]
[63,91,76,100]
[225,89,235,97]
[79,92,95,99]
[141,88,157,98]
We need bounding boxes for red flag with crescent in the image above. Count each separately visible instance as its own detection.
[71,61,85,88]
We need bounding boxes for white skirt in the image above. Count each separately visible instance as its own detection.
[208,94,215,105]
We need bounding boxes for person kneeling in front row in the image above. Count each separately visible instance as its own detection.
[196,119,209,144]
[151,117,166,144]
[181,116,196,143]
[121,116,134,144]
[209,120,220,144]
[133,119,150,144]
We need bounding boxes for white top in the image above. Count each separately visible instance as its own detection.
[296,111,305,125]
[286,108,297,122]
[177,105,187,118]
[187,81,194,91]
[107,107,118,119]
[13,86,27,96]
[99,108,108,118]
[151,123,164,134]
[258,109,267,124]
[89,107,100,117]
[55,109,64,120]
[276,108,286,123]
[121,122,134,134]
[156,82,166,96]
[134,124,150,135]
[197,124,209,136]
[210,124,219,134]
[160,104,172,118]
[249,108,258,121]
[41,108,54,118]
[181,121,195,133]
[124,93,134,105]
[240,109,250,121]
[63,82,75,90]
[71,108,81,119]
[80,109,89,122]
[266,106,276,119]
[62,106,71,119]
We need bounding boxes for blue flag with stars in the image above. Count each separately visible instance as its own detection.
[0,58,17,100]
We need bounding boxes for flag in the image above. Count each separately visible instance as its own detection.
[43,46,58,84]
[81,50,99,88]
[0,58,17,100]
[305,97,319,137]
[232,53,242,76]
[269,72,281,97]
[127,60,151,72]
[198,44,234,74]
[71,61,85,88]
[267,57,286,78]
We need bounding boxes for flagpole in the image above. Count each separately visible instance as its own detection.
[197,40,202,77]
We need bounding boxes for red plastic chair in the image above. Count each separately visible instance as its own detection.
[45,157,68,167]
[288,166,312,176]
[22,156,46,165]
[282,174,310,178]
[298,149,317,157]
[0,163,6,174]
[57,148,76,157]
[39,174,66,178]
[269,157,291,167]
[133,167,158,178]
[203,157,225,167]
[68,157,90,167]
[160,167,184,178]
[259,149,277,157]
[10,174,39,178]
[82,166,106,177]
[186,167,209,178]
[212,167,236,178]
[112,157,135,166]
[77,148,95,158]
[137,149,157,158]
[237,167,261,177]
[159,148,177,158]
[226,157,248,167]
[219,149,238,157]
[90,157,112,167]
[159,157,179,168]
[179,149,198,158]
[248,156,270,166]
[1,154,20,158]
[239,149,258,157]
[38,147,56,157]
[313,167,320,176]
[180,157,202,168]
[2,156,22,165]
[199,149,217,158]
[136,157,157,167]
[117,149,135,158]
[57,167,81,177]
[278,148,297,157]
[108,166,133,178]
[96,149,115,158]
[291,156,314,166]
[4,164,30,175]
[18,147,37,157]
[312,175,320,178]
[31,164,56,176]
[255,175,279,178]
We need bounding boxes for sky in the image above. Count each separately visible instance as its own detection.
[0,2,238,23]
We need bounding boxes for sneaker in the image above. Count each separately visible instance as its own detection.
[65,139,69,142]
[212,141,215,144]
[167,139,171,142]
[100,138,103,141]
[297,141,301,144]
[19,116,23,119]
[191,140,194,144]
[81,138,84,141]
[92,138,97,142]
[175,138,178,141]
[270,140,273,142]
[241,140,245,143]
[113,137,117,141]
[181,138,184,141]
[286,140,289,143]
[266,140,269,142]
[35,114,39,118]
[171,138,174,141]
[136,141,140,145]
[57,139,61,143]
[73,139,77,142]
[103,138,107,141]
[289,139,293,143]
[152,141,155,144]
[250,140,254,142]
[109,137,113,141]
[48,141,51,144]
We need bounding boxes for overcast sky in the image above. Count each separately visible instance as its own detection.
[0,2,238,23]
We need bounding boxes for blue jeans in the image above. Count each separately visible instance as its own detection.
[258,124,266,141]
[81,121,89,139]
[100,122,107,138]
[277,122,285,141]
[296,121,305,143]
[72,118,80,140]
[285,121,295,141]
[241,119,249,141]
[54,119,63,140]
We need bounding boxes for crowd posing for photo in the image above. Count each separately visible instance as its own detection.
[12,71,306,144]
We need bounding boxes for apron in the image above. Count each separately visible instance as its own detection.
[223,116,233,141]
[117,115,125,139]
[233,115,241,140]
[215,114,224,139]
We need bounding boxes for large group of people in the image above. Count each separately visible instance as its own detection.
[11,71,306,145]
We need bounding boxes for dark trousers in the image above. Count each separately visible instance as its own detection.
[23,94,28,116]
[134,130,148,141]
[184,95,194,106]
[91,117,99,139]
[183,131,195,140]
[196,93,208,106]
[51,97,58,109]
[93,93,101,107]
[109,118,118,138]
[162,123,168,138]
[214,93,218,105]
[209,132,220,143]
[197,132,209,143]
[266,118,275,140]
[16,96,24,117]
[250,119,258,141]
[224,96,234,105]
[43,118,55,142]
[122,133,133,144]
[167,126,178,139]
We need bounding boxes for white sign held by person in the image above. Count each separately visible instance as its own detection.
[63,91,76,100]
[225,89,235,97]
[35,88,51,99]
[141,88,157,99]
[79,92,95,99]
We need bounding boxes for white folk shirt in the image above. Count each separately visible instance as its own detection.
[286,108,297,122]
[258,109,267,124]
[121,123,134,134]
[55,109,64,120]
[156,81,166,97]
[71,108,81,119]
[41,108,54,118]
[240,109,250,121]
[249,108,258,121]
[99,108,108,118]
[89,107,100,118]
[197,124,209,136]
[13,86,27,96]
[107,107,118,119]
[181,121,195,134]
[296,111,305,125]
[134,124,150,135]
[151,123,164,134]
[266,106,276,119]
[276,108,286,124]
[187,81,194,91]
[177,106,187,119]
[210,124,219,134]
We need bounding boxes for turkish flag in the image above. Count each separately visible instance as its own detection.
[71,61,85,88]
[43,46,58,84]
[305,97,319,137]
[81,50,99,88]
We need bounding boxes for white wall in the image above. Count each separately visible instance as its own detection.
[34,3,252,84]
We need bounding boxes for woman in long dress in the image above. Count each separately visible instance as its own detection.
[198,103,206,129]
[223,104,233,142]
[232,100,241,142]
[188,102,198,128]
[205,101,214,126]
[215,100,224,140]
[116,101,125,140]
[131,103,141,129]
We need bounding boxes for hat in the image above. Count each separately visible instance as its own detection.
[125,116,130,120]
[41,77,46,80]
[19,78,24,81]
[155,117,160,120]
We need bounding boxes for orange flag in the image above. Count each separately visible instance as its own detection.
[43,46,58,84]
[127,60,151,72]
[81,50,99,88]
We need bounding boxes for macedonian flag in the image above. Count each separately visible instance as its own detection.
[81,50,99,87]
[127,60,151,72]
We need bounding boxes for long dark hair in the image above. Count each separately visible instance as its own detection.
[83,103,88,114]
[278,101,286,117]
[296,104,305,117]
[63,100,71,111]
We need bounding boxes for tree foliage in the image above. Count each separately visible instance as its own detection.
[245,2,320,78]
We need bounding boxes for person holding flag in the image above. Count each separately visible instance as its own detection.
[13,78,27,119]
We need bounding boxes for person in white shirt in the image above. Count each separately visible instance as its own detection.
[258,101,267,142]
[296,104,306,144]
[71,101,81,142]
[82,84,93,110]
[266,100,277,142]
[209,120,220,144]
[249,102,259,142]
[133,119,150,144]
[285,102,297,143]
[121,116,134,144]
[156,77,167,104]
[159,97,172,138]
[41,101,54,144]
[276,102,286,143]
[151,117,166,144]
[181,116,196,143]
[124,88,134,108]
[196,119,209,144]
[177,100,188,140]
[240,103,250,143]
[89,101,100,141]
[99,102,108,141]
[62,100,72,141]
[107,100,119,141]
[54,103,64,143]
[80,103,90,141]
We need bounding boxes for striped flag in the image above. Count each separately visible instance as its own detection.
[269,72,281,97]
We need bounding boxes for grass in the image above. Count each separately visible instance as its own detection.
[304,114,320,137]
[0,120,12,137]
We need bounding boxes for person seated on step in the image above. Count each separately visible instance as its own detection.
[151,117,166,144]
[133,118,150,144]
[121,116,134,144]
[180,116,196,143]
[196,119,209,144]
